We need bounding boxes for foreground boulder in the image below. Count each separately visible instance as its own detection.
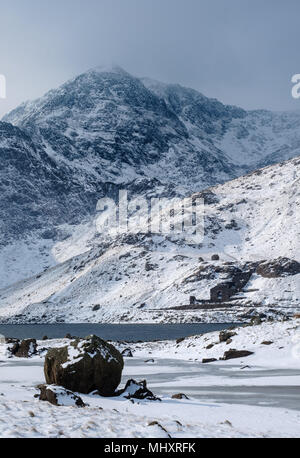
[117,379,161,401]
[221,349,254,360]
[37,384,85,407]
[44,335,124,396]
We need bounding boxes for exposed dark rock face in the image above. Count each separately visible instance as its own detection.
[44,335,124,396]
[37,384,85,407]
[256,258,300,278]
[145,262,158,271]
[202,358,218,363]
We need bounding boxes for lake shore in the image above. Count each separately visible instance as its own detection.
[0,319,299,438]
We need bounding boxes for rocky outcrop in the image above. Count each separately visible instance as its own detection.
[37,384,85,407]
[44,335,124,396]
[256,258,300,278]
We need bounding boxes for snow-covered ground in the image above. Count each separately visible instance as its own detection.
[0,319,299,438]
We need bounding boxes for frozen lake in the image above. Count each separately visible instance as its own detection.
[122,357,300,411]
[1,356,299,412]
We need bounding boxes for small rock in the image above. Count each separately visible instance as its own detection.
[250,317,262,326]
[222,420,232,427]
[211,254,220,261]
[171,393,189,400]
[37,384,85,407]
[261,341,273,345]
[118,379,161,401]
[176,337,185,344]
[219,331,237,343]
[206,343,214,349]
[202,358,217,363]
[221,349,254,360]
[122,348,133,357]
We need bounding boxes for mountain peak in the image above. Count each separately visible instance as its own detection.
[87,64,129,76]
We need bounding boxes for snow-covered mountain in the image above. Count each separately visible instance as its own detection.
[2,66,300,252]
[0,155,298,324]
[0,65,299,321]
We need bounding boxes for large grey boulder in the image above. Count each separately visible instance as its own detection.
[44,335,124,396]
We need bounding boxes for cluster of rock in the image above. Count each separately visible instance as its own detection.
[37,334,159,407]
[202,329,254,363]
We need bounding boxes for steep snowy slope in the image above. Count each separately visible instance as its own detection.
[143,78,300,169]
[0,156,298,323]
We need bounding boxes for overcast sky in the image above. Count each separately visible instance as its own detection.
[0,0,300,117]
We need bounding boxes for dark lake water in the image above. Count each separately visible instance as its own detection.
[0,323,238,342]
